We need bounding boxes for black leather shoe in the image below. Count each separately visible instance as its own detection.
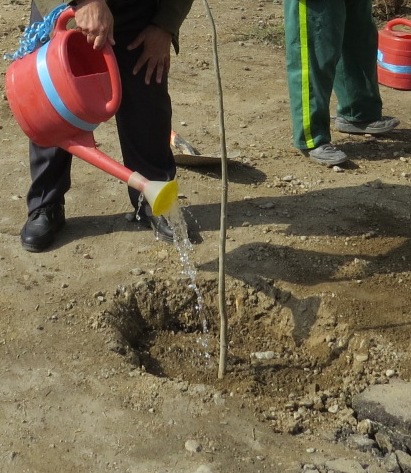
[21,204,65,252]
[145,214,174,243]
[126,206,174,244]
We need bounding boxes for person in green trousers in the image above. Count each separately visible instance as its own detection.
[284,0,400,166]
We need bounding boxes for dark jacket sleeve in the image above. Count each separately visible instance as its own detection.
[35,0,194,53]
[151,0,195,54]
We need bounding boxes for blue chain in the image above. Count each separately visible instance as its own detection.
[4,3,68,61]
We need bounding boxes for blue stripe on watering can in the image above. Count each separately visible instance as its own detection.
[378,50,411,75]
[36,42,99,132]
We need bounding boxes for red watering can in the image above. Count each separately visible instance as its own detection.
[5,7,177,216]
[378,18,411,91]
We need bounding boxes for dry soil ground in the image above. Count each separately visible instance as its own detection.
[1,1,411,472]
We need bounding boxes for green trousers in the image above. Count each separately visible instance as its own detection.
[284,0,383,150]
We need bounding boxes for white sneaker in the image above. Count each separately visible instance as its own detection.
[306,143,348,166]
[335,116,400,134]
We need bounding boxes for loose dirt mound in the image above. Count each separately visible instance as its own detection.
[93,268,411,436]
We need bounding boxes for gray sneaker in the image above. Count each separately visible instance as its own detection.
[306,143,348,166]
[335,116,400,135]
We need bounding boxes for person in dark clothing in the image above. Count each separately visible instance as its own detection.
[284,0,399,166]
[20,0,194,252]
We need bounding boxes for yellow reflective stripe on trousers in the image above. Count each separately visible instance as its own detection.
[299,0,314,148]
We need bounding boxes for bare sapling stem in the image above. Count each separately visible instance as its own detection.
[202,0,228,379]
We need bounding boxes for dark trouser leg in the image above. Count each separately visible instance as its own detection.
[334,0,382,121]
[27,142,71,214]
[284,0,345,149]
[112,38,175,210]
[26,1,72,215]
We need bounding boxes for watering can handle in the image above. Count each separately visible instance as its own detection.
[101,46,122,116]
[54,7,121,116]
[385,18,411,32]
[54,7,77,34]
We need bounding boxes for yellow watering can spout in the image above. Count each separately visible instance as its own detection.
[128,174,178,216]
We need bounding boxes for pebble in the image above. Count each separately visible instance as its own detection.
[328,404,339,414]
[383,452,400,472]
[185,439,202,453]
[195,466,214,473]
[356,419,373,435]
[346,434,376,452]
[251,351,275,360]
[355,354,369,362]
[395,450,411,472]
[325,458,367,472]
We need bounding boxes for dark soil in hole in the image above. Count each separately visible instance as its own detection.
[95,275,411,435]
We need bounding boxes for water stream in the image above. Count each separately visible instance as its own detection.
[136,196,210,358]
[166,203,211,362]
[166,204,206,330]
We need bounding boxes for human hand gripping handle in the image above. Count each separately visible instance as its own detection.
[127,25,172,85]
[72,0,114,50]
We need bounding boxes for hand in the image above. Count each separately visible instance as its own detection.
[127,25,172,85]
[73,0,114,50]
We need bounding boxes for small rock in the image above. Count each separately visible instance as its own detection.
[395,450,411,473]
[383,452,401,472]
[185,439,202,453]
[354,353,369,362]
[251,351,275,360]
[375,431,393,454]
[346,434,376,452]
[325,458,367,472]
[357,419,373,435]
[195,466,214,473]
[328,404,339,414]
[367,465,388,473]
